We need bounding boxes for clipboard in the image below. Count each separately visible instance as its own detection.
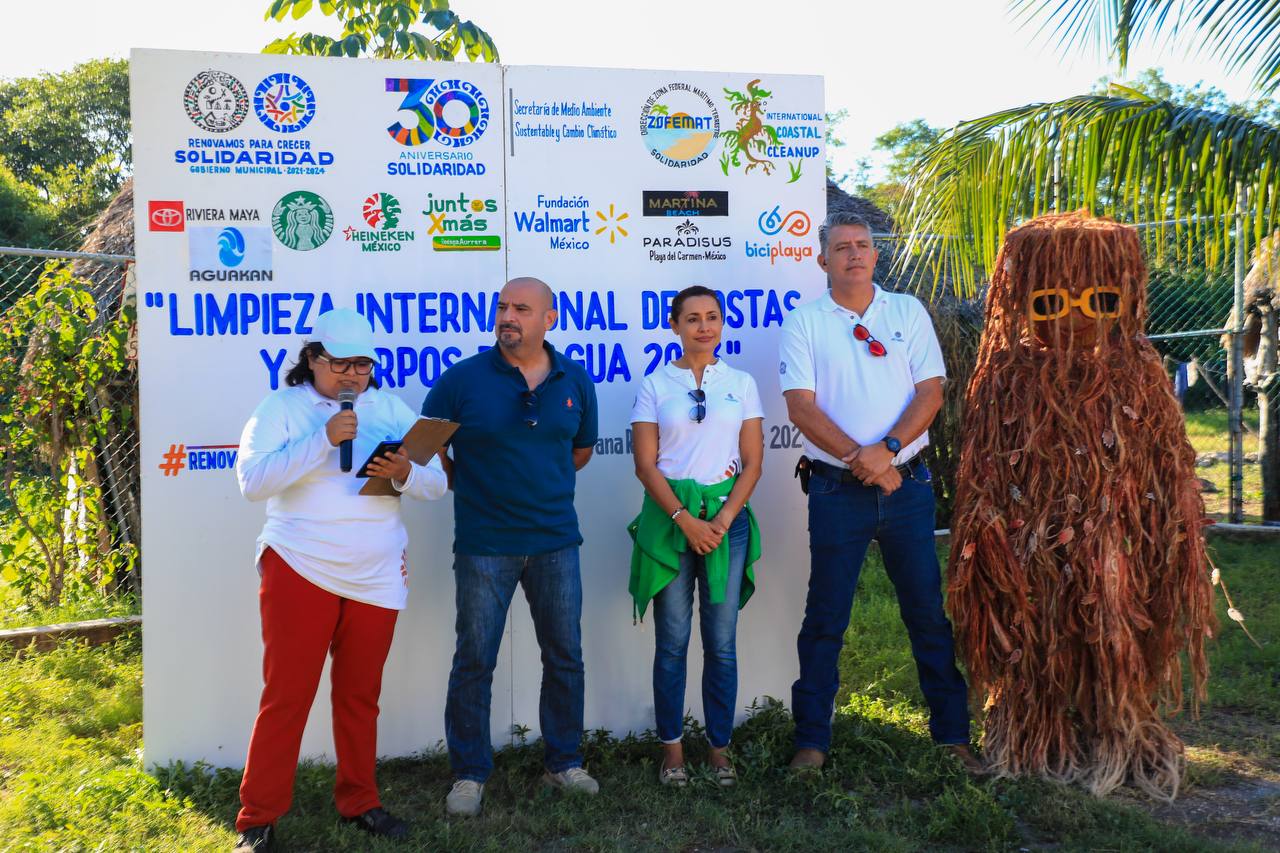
[359,417,459,496]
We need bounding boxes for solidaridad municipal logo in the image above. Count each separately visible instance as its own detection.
[255,72,317,133]
[362,192,402,229]
[639,83,721,168]
[217,227,247,266]
[386,78,490,148]
[272,190,334,250]
[184,70,249,133]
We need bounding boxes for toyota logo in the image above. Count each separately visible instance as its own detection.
[152,208,182,227]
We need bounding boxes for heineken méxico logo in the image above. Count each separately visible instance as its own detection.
[362,192,402,229]
[272,190,334,251]
[184,70,249,133]
[345,192,415,253]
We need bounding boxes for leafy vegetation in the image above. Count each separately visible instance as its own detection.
[263,0,498,61]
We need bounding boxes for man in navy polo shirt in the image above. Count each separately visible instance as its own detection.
[424,277,599,817]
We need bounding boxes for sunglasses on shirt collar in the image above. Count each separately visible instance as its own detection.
[853,323,887,357]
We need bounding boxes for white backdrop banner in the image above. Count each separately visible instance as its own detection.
[132,49,825,767]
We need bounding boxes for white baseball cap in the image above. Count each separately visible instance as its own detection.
[310,308,377,360]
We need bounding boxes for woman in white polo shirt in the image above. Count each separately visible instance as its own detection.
[628,285,764,787]
[231,309,446,852]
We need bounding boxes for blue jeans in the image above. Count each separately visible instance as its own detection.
[446,546,584,782]
[792,464,970,751]
[652,512,749,749]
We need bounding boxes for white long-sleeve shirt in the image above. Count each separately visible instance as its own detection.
[236,382,447,610]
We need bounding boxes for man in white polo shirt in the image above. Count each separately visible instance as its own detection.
[777,211,978,773]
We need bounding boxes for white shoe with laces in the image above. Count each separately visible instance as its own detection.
[542,766,600,794]
[445,779,484,817]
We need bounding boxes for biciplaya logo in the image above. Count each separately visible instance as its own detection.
[343,193,416,253]
[272,191,334,251]
[386,78,490,177]
[425,191,500,252]
[184,70,249,133]
[640,83,721,168]
[254,72,317,133]
[745,204,814,265]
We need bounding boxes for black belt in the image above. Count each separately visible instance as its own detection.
[809,455,924,485]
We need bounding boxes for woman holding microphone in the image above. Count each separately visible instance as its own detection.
[628,285,765,787]
[232,309,446,852]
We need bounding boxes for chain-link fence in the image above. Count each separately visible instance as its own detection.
[0,246,138,601]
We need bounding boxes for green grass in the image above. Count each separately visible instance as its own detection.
[0,539,1275,851]
[1183,408,1265,521]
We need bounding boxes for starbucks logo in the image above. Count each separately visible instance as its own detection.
[272,191,334,251]
[362,193,401,229]
[184,70,249,133]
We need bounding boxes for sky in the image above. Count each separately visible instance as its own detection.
[1,0,1260,180]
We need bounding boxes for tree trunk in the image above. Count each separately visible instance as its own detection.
[1258,307,1280,522]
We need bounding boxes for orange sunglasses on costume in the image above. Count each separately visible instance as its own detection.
[1028,286,1123,321]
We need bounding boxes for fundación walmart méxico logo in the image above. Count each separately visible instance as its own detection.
[593,204,630,245]
[272,191,334,251]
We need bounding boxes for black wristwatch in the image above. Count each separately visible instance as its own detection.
[882,435,902,454]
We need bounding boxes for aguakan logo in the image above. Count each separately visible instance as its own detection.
[746,204,814,265]
[272,190,334,250]
[188,226,273,282]
[642,190,729,217]
[425,191,500,251]
[148,200,185,232]
[640,83,721,168]
[254,72,317,133]
[385,78,490,148]
[184,70,249,133]
[343,193,416,253]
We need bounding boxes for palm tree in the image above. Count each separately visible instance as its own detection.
[896,0,1280,521]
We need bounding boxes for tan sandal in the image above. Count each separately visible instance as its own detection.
[712,763,737,787]
[658,764,688,787]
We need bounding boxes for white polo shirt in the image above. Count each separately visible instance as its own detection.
[236,383,448,610]
[630,359,764,485]
[777,285,945,468]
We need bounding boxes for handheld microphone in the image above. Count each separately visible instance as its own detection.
[338,389,356,472]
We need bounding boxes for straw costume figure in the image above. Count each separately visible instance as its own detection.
[947,212,1216,800]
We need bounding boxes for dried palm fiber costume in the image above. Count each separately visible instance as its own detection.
[947,212,1216,801]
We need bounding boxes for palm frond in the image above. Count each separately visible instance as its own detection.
[894,93,1280,295]
[1013,0,1280,93]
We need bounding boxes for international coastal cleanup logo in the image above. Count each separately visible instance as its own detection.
[343,192,416,253]
[272,191,334,250]
[385,78,491,177]
[745,204,814,265]
[720,79,820,183]
[254,72,317,133]
[425,191,500,251]
[184,70,249,133]
[188,225,273,282]
[639,83,720,168]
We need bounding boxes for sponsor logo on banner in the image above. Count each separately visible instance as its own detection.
[511,96,619,143]
[183,70,249,133]
[425,191,500,251]
[746,205,814,265]
[272,191,334,251]
[343,193,416,253]
[640,83,720,168]
[188,226,273,282]
[148,200,185,232]
[254,72,317,133]
[511,195,628,251]
[720,79,821,182]
[385,78,491,177]
[642,219,731,264]
[157,443,238,478]
[642,190,728,217]
[185,206,261,223]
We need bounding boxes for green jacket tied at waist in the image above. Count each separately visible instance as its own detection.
[627,475,762,621]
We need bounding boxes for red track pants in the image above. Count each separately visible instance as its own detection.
[236,547,398,831]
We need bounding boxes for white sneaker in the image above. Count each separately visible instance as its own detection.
[445,779,484,817]
[542,766,599,794]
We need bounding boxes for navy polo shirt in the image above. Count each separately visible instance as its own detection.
[423,342,598,556]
